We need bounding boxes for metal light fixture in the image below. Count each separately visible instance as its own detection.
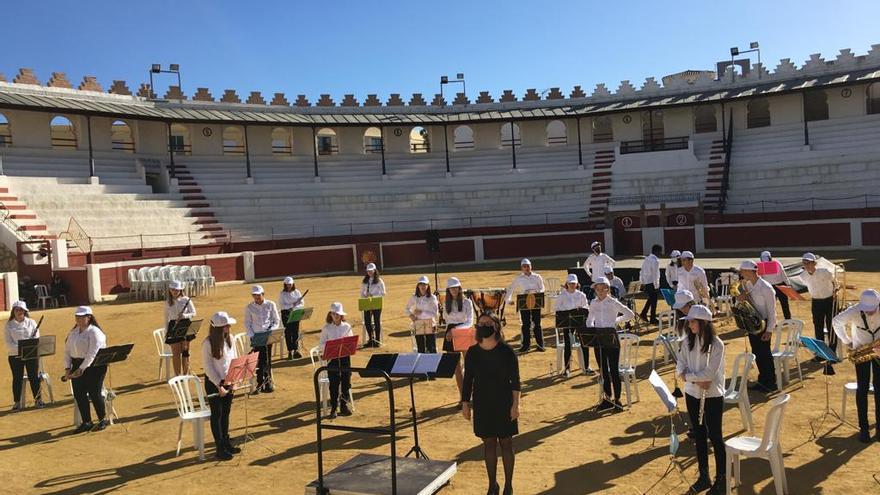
[151,64,161,73]
[749,41,759,49]
[730,47,739,56]
[440,73,467,100]
[148,63,183,100]
[728,42,762,81]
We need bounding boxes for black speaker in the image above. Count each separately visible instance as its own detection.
[426,229,441,253]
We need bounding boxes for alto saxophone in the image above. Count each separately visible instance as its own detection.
[847,341,880,364]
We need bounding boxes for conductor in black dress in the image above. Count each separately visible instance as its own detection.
[461,312,521,495]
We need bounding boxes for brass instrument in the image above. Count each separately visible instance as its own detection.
[848,341,880,364]
[729,278,766,335]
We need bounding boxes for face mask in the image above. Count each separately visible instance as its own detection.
[476,325,496,340]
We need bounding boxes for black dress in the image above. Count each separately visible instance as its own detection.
[462,342,521,438]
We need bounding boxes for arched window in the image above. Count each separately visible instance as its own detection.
[410,126,429,153]
[111,120,135,153]
[0,113,10,147]
[50,115,77,150]
[222,127,245,156]
[868,83,880,115]
[170,124,191,155]
[500,122,521,148]
[592,116,613,143]
[642,110,664,142]
[363,127,383,154]
[694,106,717,133]
[453,125,474,151]
[803,90,829,122]
[747,98,771,128]
[546,120,567,146]
[271,127,292,156]
[317,128,338,155]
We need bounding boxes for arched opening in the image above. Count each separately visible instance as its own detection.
[222,127,245,156]
[170,124,191,155]
[641,110,664,142]
[453,125,474,151]
[694,106,717,133]
[410,126,429,153]
[111,120,135,153]
[50,115,77,150]
[0,113,10,147]
[500,122,521,148]
[746,98,771,128]
[317,128,338,155]
[363,127,383,154]
[271,127,292,156]
[546,120,567,146]
[592,116,613,143]
[868,83,880,115]
[803,90,829,122]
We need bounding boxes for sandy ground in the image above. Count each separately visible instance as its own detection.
[2,255,879,495]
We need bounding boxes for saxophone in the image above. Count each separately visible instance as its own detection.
[848,342,880,364]
[729,278,766,335]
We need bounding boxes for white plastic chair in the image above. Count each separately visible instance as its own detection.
[127,269,141,300]
[136,266,151,299]
[724,353,755,434]
[725,394,790,495]
[201,265,216,294]
[34,284,54,309]
[554,327,587,375]
[309,345,355,414]
[650,310,680,369]
[618,333,640,407]
[772,320,804,391]
[841,381,875,421]
[147,266,164,300]
[18,356,54,408]
[714,272,736,318]
[544,278,561,313]
[153,328,174,381]
[168,375,212,461]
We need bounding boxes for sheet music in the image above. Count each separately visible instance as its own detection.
[649,370,677,413]
[391,353,419,375]
[412,353,442,374]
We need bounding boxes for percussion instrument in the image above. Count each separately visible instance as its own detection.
[465,288,507,325]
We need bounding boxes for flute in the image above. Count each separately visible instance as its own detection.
[698,343,713,426]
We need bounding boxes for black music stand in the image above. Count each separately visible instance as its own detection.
[164,318,204,344]
[578,327,623,412]
[17,336,56,405]
[250,328,284,348]
[555,308,589,330]
[515,293,545,312]
[92,344,135,425]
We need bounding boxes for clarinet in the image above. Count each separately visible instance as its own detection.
[698,343,713,426]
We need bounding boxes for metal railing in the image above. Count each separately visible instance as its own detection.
[51,137,78,149]
[619,136,689,154]
[410,142,431,153]
[721,194,880,214]
[0,201,33,242]
[610,192,701,206]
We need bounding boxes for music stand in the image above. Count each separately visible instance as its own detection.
[164,318,204,344]
[642,370,688,492]
[286,307,314,325]
[555,308,589,330]
[578,327,623,412]
[324,336,359,361]
[249,327,284,348]
[515,293,545,312]
[800,336,856,438]
[17,336,57,406]
[450,327,476,352]
[660,288,677,308]
[358,296,384,312]
[92,343,135,425]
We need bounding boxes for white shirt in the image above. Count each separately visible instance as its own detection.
[761,260,791,286]
[676,334,726,399]
[678,265,710,304]
[63,324,107,371]
[609,276,626,298]
[585,253,615,279]
[244,300,281,337]
[587,296,635,328]
[5,318,39,356]
[555,289,589,312]
[639,254,661,287]
[743,277,778,332]
[165,296,196,323]
[798,268,835,300]
[833,305,880,349]
[361,278,386,298]
[665,263,679,287]
[444,298,474,327]
[278,289,305,310]
[202,338,233,387]
[319,321,354,352]
[507,272,545,302]
[405,294,439,323]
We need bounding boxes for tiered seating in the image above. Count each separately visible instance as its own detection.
[0,147,147,186]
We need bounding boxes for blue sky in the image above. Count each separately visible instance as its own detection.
[3,1,879,101]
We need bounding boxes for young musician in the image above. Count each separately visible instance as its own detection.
[507,259,546,353]
[738,260,778,393]
[164,280,196,376]
[584,241,615,284]
[361,263,386,347]
[639,244,663,324]
[461,312,520,495]
[278,276,305,360]
[587,277,634,411]
[554,274,591,377]
[405,276,439,353]
[63,306,108,433]
[442,277,474,398]
[833,289,880,443]
[244,285,280,393]
[604,266,626,300]
[760,251,792,320]
[202,311,241,460]
[678,251,710,306]
[5,300,43,409]
[800,252,838,372]
[673,289,696,336]
[676,305,726,494]
[319,302,354,419]
[666,250,682,290]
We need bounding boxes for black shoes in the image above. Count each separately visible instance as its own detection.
[535,346,546,352]
[74,421,93,434]
[92,419,110,431]
[225,441,242,454]
[689,475,711,493]
[339,403,353,417]
[707,478,726,495]
[859,428,871,443]
[326,408,338,420]
[502,485,512,495]
[262,384,275,393]
[293,350,303,359]
[518,346,530,354]
[596,400,614,412]
[215,450,233,461]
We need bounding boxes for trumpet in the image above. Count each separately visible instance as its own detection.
[698,343,713,426]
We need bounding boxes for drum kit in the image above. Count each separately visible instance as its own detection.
[465,288,508,326]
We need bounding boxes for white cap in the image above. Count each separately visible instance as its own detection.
[168,280,184,291]
[856,290,880,312]
[210,311,237,327]
[329,301,347,315]
[11,300,28,312]
[739,260,758,271]
[283,276,294,285]
[591,241,601,249]
[680,250,695,260]
[520,258,531,266]
[670,250,681,258]
[604,265,614,274]
[591,276,610,288]
[760,251,772,262]
[565,274,579,285]
[251,285,265,295]
[673,290,695,309]
[680,304,713,322]
[802,252,817,262]
[446,277,461,289]
[366,263,377,272]
[417,275,430,285]
[74,306,93,316]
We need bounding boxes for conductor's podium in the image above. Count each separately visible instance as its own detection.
[305,453,456,495]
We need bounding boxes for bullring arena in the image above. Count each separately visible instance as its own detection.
[0,38,880,495]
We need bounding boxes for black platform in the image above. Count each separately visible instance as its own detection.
[305,453,456,495]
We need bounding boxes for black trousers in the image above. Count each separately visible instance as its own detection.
[855,359,880,431]
[561,330,589,369]
[686,394,726,479]
[748,333,776,388]
[415,333,437,353]
[8,355,40,403]
[204,379,234,451]
[594,346,621,400]
[364,309,382,342]
[70,359,107,423]
[811,297,836,350]
[328,356,351,410]
[640,283,658,321]
[772,285,791,320]
[280,310,301,352]
[252,345,272,388]
[520,309,543,349]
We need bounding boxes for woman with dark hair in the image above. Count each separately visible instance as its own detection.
[164,280,196,376]
[5,300,43,410]
[279,276,305,360]
[405,276,439,353]
[202,311,240,461]
[442,277,474,398]
[63,306,108,433]
[462,312,520,495]
[319,302,354,419]
[360,263,386,347]
[676,305,726,494]
[587,276,634,411]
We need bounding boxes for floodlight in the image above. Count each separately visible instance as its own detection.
[730,47,739,56]
[169,64,180,72]
[151,64,161,73]
[749,41,759,49]
[456,73,464,80]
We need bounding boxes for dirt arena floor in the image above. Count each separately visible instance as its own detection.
[2,254,880,494]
